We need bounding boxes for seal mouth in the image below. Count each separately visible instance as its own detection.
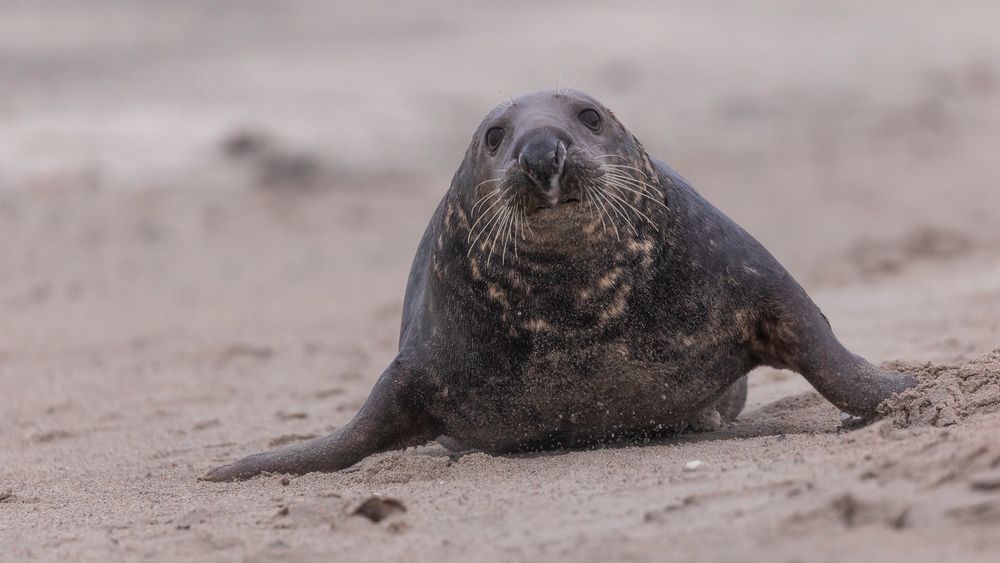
[526,194,583,215]
[466,149,667,266]
[520,151,590,215]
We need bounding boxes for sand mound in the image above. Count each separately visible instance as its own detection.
[878,349,1000,427]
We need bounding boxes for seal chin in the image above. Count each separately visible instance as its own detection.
[524,202,590,240]
[526,194,584,217]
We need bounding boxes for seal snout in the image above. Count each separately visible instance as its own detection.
[517,131,569,207]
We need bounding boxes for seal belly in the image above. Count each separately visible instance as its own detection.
[438,338,754,452]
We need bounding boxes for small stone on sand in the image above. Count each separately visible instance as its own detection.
[684,460,705,472]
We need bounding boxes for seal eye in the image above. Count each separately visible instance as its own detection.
[579,108,601,131]
[485,127,505,152]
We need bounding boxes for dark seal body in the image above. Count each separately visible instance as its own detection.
[408,164,760,451]
[203,90,916,481]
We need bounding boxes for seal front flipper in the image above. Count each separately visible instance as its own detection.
[200,357,438,482]
[753,279,916,419]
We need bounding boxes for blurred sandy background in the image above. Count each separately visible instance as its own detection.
[2,1,1000,561]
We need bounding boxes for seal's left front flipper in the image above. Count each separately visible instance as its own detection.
[753,283,916,419]
[200,357,438,482]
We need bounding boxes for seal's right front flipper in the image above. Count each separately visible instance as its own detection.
[200,358,438,482]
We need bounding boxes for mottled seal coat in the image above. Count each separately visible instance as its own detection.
[202,90,916,481]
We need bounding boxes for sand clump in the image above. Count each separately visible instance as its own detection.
[879,350,1000,428]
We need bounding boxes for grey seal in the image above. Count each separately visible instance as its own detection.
[202,90,915,481]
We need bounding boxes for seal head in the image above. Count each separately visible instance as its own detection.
[453,90,664,263]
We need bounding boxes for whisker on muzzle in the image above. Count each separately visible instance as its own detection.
[466,153,665,263]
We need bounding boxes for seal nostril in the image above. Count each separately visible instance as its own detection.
[555,142,567,174]
[518,134,570,207]
[520,137,565,178]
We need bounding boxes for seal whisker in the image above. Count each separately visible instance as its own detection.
[587,182,620,240]
[599,165,651,181]
[600,163,653,177]
[482,204,505,264]
[511,206,518,261]
[593,179,639,235]
[587,181,617,238]
[492,201,516,261]
[603,182,667,209]
[472,187,506,215]
[566,68,587,92]
[601,169,657,189]
[468,188,515,252]
[521,193,534,237]
[582,182,607,235]
[598,186,640,236]
[471,178,514,214]
[602,175,668,209]
[600,169,666,201]
[599,169,653,191]
[502,197,519,265]
[589,183,627,240]
[474,177,504,189]
[599,168,659,196]
[487,203,514,267]
[469,185,514,235]
[470,178,507,206]
[517,194,525,240]
[601,166,651,183]
[471,182,506,209]
[472,187,502,211]
[600,182,658,232]
[581,183,601,232]
[508,197,522,262]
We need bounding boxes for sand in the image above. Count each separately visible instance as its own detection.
[880,351,1000,428]
[3,1,1000,561]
